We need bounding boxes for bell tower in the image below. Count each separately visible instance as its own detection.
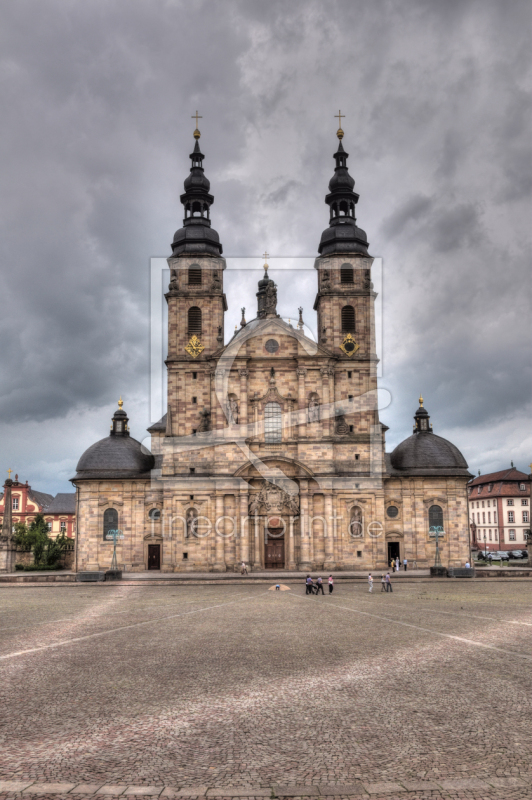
[165,119,227,438]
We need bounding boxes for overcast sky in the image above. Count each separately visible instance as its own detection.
[1,0,530,495]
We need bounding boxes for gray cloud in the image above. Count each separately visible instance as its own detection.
[0,0,530,493]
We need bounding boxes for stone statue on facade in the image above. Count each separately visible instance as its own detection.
[198,408,211,432]
[308,396,320,423]
[227,397,239,424]
[265,281,277,314]
[185,508,198,538]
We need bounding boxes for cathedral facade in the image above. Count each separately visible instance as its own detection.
[72,124,472,573]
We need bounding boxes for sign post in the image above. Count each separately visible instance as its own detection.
[105,529,124,571]
[429,525,444,568]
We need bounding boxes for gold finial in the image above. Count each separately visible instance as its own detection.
[7,468,12,479]
[192,110,202,139]
[262,251,269,272]
[529,462,532,473]
[419,395,423,407]
[118,396,123,409]
[334,109,345,140]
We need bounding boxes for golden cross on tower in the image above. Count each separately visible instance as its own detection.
[335,109,345,139]
[191,110,202,139]
[262,251,269,272]
[7,468,12,479]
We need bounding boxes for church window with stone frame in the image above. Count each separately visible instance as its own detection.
[428,504,443,529]
[188,266,202,285]
[103,508,118,541]
[12,496,19,510]
[341,305,355,333]
[340,264,354,283]
[148,508,160,521]
[188,306,202,335]
[264,402,282,443]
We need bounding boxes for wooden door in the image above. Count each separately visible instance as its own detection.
[148,544,161,570]
[265,537,285,569]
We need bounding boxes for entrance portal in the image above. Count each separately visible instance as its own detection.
[148,544,161,570]
[265,529,285,569]
[387,542,400,566]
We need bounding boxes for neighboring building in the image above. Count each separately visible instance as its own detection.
[0,473,76,538]
[72,124,472,573]
[468,466,531,552]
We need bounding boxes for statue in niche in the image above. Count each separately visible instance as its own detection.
[322,270,331,290]
[168,269,178,290]
[349,506,363,538]
[211,270,221,291]
[308,395,320,423]
[228,396,239,424]
[217,325,223,342]
[185,508,198,538]
[198,408,211,432]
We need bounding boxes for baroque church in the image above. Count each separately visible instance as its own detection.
[72,121,472,573]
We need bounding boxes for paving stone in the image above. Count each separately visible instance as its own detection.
[22,784,77,794]
[123,788,164,797]
[0,782,34,793]
[71,785,107,795]
[173,789,208,797]
[400,781,441,791]
[94,787,127,796]
[487,776,528,787]
[318,786,367,796]
[363,783,406,795]
[439,778,491,790]
[274,788,320,797]
[207,791,271,797]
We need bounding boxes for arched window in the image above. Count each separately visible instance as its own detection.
[341,305,355,332]
[148,508,160,521]
[103,508,118,541]
[339,200,348,216]
[429,505,444,530]
[264,402,282,442]
[192,201,201,217]
[340,265,354,283]
[188,266,202,285]
[188,306,202,335]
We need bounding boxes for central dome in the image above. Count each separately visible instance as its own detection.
[391,433,468,472]
[75,435,154,479]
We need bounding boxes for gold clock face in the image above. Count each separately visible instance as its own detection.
[185,335,205,358]
[339,333,359,357]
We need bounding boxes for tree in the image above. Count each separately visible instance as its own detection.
[13,514,69,567]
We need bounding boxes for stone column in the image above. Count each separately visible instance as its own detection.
[299,479,311,569]
[213,493,226,572]
[253,513,262,569]
[320,368,331,438]
[324,491,335,569]
[0,478,16,573]
[239,486,249,566]
[287,514,296,569]
[297,368,307,439]
[239,370,248,430]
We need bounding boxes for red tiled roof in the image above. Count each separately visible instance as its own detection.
[468,468,530,487]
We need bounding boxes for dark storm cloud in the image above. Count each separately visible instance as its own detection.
[0,0,530,492]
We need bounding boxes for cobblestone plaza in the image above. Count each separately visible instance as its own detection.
[0,580,530,800]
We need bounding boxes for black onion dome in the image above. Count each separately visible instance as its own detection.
[318,137,369,257]
[172,137,223,257]
[74,436,154,480]
[390,433,469,472]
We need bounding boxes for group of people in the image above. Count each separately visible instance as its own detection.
[305,575,334,594]
[390,557,408,572]
[368,573,393,592]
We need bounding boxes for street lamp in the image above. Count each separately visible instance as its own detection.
[483,531,487,560]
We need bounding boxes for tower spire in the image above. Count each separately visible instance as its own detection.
[318,124,369,257]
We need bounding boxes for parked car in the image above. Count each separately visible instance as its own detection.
[492,551,510,560]
[509,550,527,559]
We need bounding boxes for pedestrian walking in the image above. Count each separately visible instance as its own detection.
[305,574,313,595]
[328,575,334,594]
[368,573,373,592]
[241,561,248,575]
[380,574,386,592]
[316,576,324,595]
[395,557,400,572]
[403,558,408,572]
[385,572,393,592]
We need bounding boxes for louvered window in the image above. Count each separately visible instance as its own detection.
[188,267,202,284]
[340,265,354,283]
[187,307,202,335]
[341,305,355,332]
